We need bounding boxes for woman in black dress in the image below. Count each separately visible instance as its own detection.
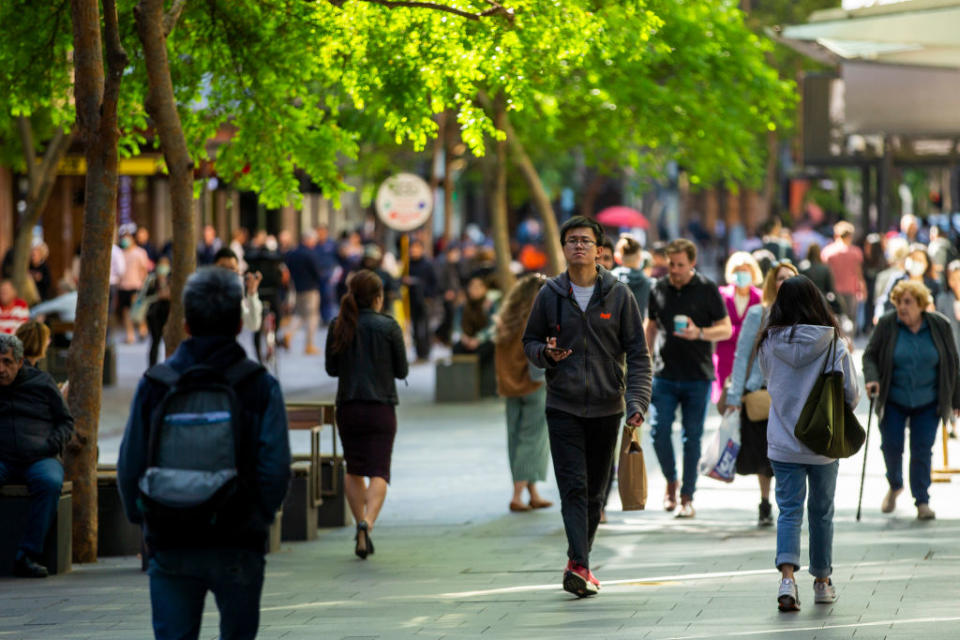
[325,269,408,558]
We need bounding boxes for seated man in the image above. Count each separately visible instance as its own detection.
[0,333,74,578]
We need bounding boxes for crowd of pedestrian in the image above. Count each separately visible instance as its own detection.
[5,208,960,637]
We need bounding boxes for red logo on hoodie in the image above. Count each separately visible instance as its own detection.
[600,312,611,319]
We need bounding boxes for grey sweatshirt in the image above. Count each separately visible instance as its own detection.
[759,324,861,465]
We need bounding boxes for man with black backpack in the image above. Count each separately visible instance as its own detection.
[118,267,291,640]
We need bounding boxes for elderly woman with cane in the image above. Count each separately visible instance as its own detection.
[862,280,960,521]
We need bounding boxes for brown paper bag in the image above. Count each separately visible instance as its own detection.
[617,425,647,510]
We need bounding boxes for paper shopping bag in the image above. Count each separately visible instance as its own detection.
[618,425,647,510]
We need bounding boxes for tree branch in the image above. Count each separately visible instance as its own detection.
[163,0,187,36]
[17,117,39,192]
[37,128,75,197]
[333,0,514,22]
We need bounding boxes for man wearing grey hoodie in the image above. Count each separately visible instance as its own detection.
[523,216,652,598]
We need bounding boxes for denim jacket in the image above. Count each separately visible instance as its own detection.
[724,305,766,407]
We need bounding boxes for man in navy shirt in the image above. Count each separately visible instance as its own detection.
[283,231,325,355]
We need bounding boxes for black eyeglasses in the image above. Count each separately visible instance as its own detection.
[564,237,597,247]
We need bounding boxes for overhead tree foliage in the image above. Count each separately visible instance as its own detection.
[0,0,795,558]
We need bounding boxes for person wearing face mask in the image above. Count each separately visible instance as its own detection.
[714,252,763,405]
[720,261,799,526]
[875,244,938,323]
[118,228,154,345]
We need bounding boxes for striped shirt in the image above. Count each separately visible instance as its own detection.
[0,299,29,335]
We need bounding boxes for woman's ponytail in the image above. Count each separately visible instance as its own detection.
[329,269,384,354]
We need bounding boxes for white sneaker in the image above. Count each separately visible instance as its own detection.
[777,578,800,612]
[881,487,903,513]
[814,579,837,604]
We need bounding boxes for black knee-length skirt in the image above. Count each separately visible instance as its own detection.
[336,401,397,483]
[736,408,773,478]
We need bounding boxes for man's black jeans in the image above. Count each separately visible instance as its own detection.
[546,408,621,569]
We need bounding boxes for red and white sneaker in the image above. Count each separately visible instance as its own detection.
[563,561,600,597]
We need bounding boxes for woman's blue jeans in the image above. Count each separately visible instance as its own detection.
[770,460,838,578]
[880,400,939,506]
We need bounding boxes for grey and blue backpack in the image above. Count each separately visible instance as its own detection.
[137,359,264,539]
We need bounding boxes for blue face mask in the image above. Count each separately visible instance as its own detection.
[734,271,752,288]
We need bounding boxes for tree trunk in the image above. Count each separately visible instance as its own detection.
[581,173,605,218]
[136,0,195,354]
[760,130,778,217]
[66,0,127,563]
[502,112,562,276]
[491,99,516,292]
[10,120,74,305]
[443,109,456,243]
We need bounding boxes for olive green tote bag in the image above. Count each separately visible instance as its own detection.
[794,333,865,458]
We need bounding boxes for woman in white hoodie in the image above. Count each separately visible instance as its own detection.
[759,276,861,613]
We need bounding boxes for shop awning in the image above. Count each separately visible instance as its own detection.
[781,0,960,69]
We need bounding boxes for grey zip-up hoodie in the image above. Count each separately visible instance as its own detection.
[759,324,861,465]
[522,266,652,420]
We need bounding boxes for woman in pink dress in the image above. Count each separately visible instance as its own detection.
[713,252,763,403]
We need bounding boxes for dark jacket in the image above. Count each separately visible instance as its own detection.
[284,244,325,292]
[0,364,74,465]
[522,266,652,420]
[862,310,960,423]
[610,265,653,320]
[117,336,291,551]
[326,309,409,405]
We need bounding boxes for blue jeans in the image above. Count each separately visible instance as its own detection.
[149,548,265,640]
[0,458,64,559]
[648,377,711,498]
[770,460,838,578]
[880,400,940,506]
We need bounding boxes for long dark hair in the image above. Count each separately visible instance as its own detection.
[329,269,383,354]
[760,275,840,346]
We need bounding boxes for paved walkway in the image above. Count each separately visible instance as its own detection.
[2,335,960,639]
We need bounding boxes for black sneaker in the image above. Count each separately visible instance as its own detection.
[758,500,773,527]
[13,554,49,578]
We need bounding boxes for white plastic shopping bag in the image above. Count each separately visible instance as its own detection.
[698,409,741,483]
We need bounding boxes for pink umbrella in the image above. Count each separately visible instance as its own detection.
[595,206,649,229]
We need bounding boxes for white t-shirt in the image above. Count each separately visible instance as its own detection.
[571,282,595,311]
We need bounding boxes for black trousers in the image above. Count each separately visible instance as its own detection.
[546,408,621,569]
[409,294,431,360]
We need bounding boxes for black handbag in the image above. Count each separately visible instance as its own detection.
[793,332,865,458]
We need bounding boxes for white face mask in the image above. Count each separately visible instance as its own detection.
[733,271,752,288]
[905,257,926,277]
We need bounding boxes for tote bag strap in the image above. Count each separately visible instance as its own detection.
[820,328,839,376]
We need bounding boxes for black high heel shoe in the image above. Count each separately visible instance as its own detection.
[355,521,370,559]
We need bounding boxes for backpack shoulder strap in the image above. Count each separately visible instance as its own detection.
[144,363,181,388]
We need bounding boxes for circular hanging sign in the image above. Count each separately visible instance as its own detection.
[375,173,433,231]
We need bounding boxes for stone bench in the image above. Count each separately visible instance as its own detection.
[435,353,497,402]
[97,469,143,558]
[0,481,72,576]
[281,462,317,541]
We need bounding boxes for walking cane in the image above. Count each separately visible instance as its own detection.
[856,393,877,522]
